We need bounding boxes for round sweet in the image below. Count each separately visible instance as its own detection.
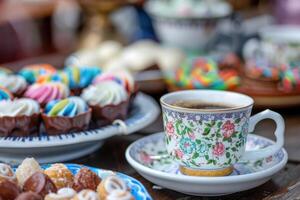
[81,81,128,107]
[36,71,69,86]
[71,189,99,200]
[45,187,77,200]
[97,175,133,200]
[0,74,27,94]
[73,168,101,192]
[44,97,88,117]
[0,87,13,101]
[0,98,39,117]
[96,71,135,94]
[19,64,57,84]
[65,66,101,89]
[23,172,57,197]
[16,158,42,187]
[0,179,20,200]
[16,192,42,200]
[44,164,74,189]
[0,163,16,183]
[24,82,70,105]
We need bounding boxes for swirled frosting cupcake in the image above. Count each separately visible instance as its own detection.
[0,98,40,136]
[42,97,91,135]
[81,81,129,127]
[24,82,70,106]
[0,87,13,101]
[65,66,101,89]
[19,64,56,84]
[36,70,69,86]
[0,74,27,96]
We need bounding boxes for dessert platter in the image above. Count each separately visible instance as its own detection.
[0,64,160,164]
[0,157,151,199]
[126,132,288,196]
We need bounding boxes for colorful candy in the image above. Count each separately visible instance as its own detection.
[0,87,13,101]
[65,66,101,89]
[165,57,240,90]
[45,97,88,117]
[19,64,56,84]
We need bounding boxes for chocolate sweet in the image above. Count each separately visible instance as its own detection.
[44,164,74,189]
[41,109,91,135]
[0,179,20,200]
[16,192,42,200]
[0,113,40,137]
[23,172,57,197]
[73,168,101,192]
[91,101,129,127]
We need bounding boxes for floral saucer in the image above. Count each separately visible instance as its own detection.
[126,132,288,196]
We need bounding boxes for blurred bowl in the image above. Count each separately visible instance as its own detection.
[145,0,232,51]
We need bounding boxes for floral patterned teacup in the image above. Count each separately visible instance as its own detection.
[160,90,285,176]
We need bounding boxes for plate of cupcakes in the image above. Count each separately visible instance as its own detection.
[0,64,160,164]
[0,157,151,199]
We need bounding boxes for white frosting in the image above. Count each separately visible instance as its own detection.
[76,190,99,200]
[104,176,132,200]
[81,81,127,107]
[16,157,42,186]
[45,187,76,200]
[0,163,15,181]
[0,74,27,93]
[69,96,87,114]
[0,98,39,117]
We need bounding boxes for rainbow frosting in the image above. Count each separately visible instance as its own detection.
[165,57,240,90]
[44,96,88,117]
[65,66,101,89]
[36,70,69,85]
[0,87,13,101]
[24,82,70,105]
[19,64,56,84]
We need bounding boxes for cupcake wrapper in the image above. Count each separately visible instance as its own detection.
[71,88,83,96]
[0,113,40,137]
[91,100,129,127]
[42,109,92,135]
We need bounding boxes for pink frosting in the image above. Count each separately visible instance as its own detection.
[24,82,69,105]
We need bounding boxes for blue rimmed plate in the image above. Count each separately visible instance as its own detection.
[126,132,288,196]
[0,93,160,164]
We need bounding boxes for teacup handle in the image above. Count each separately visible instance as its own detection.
[242,109,285,160]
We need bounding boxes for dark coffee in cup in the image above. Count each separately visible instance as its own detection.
[172,100,233,110]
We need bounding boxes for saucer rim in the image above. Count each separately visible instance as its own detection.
[126,132,288,184]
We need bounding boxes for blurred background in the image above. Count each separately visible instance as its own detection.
[1,0,300,108]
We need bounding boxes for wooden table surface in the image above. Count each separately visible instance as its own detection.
[70,107,300,200]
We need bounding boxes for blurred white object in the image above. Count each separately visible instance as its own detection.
[145,0,232,50]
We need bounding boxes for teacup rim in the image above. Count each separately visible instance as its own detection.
[160,90,254,113]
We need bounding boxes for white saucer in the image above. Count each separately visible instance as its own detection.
[126,132,288,196]
[0,93,160,164]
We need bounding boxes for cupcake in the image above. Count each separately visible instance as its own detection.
[0,74,27,97]
[65,66,101,95]
[19,64,57,84]
[0,87,13,101]
[0,98,40,137]
[81,81,129,127]
[97,175,134,200]
[24,82,70,107]
[15,158,43,187]
[44,164,74,189]
[0,66,13,75]
[36,70,69,86]
[42,96,91,135]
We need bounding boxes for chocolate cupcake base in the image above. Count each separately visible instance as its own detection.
[91,100,129,128]
[41,109,92,135]
[0,113,40,137]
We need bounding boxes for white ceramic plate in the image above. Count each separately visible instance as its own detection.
[0,93,160,164]
[126,132,288,196]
